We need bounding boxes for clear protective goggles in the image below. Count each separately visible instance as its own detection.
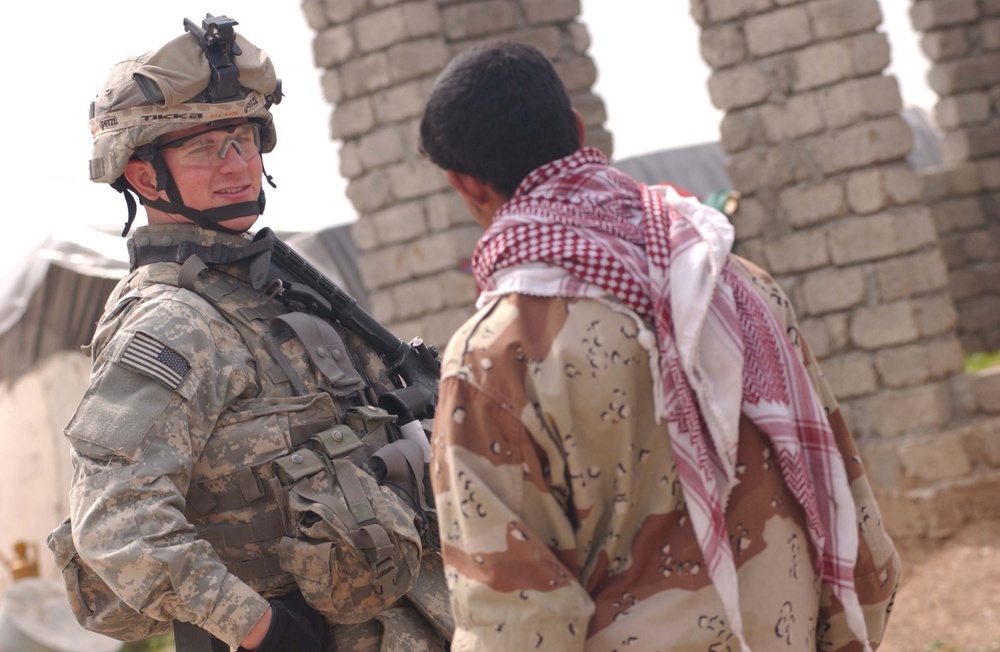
[157,122,261,167]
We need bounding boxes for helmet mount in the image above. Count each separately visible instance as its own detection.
[89,14,282,236]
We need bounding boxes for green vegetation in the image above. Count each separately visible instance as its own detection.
[122,632,174,652]
[965,350,1000,373]
[921,639,1000,652]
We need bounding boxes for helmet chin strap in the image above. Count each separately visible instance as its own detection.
[134,153,266,234]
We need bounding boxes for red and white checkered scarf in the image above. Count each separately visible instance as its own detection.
[472,147,870,651]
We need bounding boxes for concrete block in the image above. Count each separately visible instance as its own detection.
[708,64,770,110]
[935,92,991,129]
[930,196,986,234]
[944,161,983,195]
[763,229,830,274]
[810,117,913,175]
[726,144,802,192]
[440,269,480,307]
[371,199,428,245]
[719,109,760,153]
[331,97,376,139]
[982,17,1000,49]
[323,0,365,24]
[571,92,609,130]
[701,0,776,23]
[345,168,394,213]
[779,180,847,227]
[792,40,853,92]
[339,140,364,179]
[965,229,1000,261]
[320,68,344,105]
[828,207,937,265]
[846,169,886,214]
[798,265,867,315]
[883,165,924,204]
[732,195,767,239]
[367,287,396,323]
[420,306,477,350]
[816,76,902,130]
[553,55,599,92]
[339,52,392,98]
[920,27,970,61]
[820,352,878,399]
[442,1,516,39]
[807,0,882,39]
[744,5,812,56]
[874,249,950,302]
[372,77,433,123]
[874,337,965,389]
[943,123,1000,164]
[899,432,972,484]
[858,441,903,493]
[387,38,450,83]
[939,232,968,267]
[851,300,920,350]
[947,268,986,301]
[567,22,591,54]
[522,0,581,24]
[313,24,356,68]
[978,158,1000,189]
[759,94,825,143]
[391,275,447,320]
[386,160,450,200]
[910,0,979,31]
[350,216,378,251]
[426,191,474,231]
[927,53,1000,96]
[402,2,445,37]
[700,23,747,69]
[407,225,484,276]
[357,124,408,169]
[302,0,330,30]
[356,6,409,52]
[357,242,411,290]
[912,293,960,337]
[867,382,953,438]
[972,368,1000,413]
[509,26,563,59]
[851,31,892,75]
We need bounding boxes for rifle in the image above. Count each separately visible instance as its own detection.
[256,227,440,423]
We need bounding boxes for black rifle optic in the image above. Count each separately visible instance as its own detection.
[256,228,440,422]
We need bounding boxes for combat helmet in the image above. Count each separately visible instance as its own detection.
[89,14,283,235]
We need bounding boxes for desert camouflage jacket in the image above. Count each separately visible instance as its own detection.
[431,255,900,652]
[60,224,421,649]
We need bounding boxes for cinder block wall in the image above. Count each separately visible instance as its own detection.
[302,0,611,348]
[693,0,966,442]
[912,0,1000,354]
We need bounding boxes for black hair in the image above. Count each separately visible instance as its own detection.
[419,41,580,197]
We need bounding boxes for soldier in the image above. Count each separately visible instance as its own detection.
[421,41,901,651]
[47,15,446,652]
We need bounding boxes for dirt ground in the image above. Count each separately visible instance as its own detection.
[877,519,1000,652]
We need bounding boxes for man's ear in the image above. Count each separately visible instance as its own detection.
[572,108,586,147]
[446,170,492,207]
[123,159,160,201]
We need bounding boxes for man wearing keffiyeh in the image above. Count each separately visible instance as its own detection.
[421,41,900,652]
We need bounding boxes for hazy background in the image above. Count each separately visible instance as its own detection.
[3,1,932,248]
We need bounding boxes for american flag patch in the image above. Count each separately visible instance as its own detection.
[120,332,191,390]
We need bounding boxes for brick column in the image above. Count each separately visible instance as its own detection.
[911,0,1000,353]
[693,0,966,440]
[301,0,611,348]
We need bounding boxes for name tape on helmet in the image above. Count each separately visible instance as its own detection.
[91,91,267,137]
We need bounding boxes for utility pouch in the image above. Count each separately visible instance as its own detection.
[46,517,171,641]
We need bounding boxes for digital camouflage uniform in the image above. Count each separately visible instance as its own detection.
[431,255,900,652]
[48,224,445,651]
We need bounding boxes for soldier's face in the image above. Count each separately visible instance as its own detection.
[160,120,264,232]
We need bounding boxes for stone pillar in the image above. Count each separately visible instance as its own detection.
[693,0,966,441]
[911,0,1000,353]
[302,0,611,348]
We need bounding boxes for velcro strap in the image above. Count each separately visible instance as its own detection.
[230,555,285,583]
[198,515,287,549]
[332,459,376,525]
[187,473,272,516]
[372,439,433,513]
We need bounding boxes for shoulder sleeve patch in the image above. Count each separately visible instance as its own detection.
[119,331,192,390]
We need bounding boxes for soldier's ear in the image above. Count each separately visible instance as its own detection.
[446,170,507,227]
[573,108,586,146]
[124,159,160,201]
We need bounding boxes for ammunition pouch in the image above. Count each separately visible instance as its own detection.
[46,517,172,641]
[273,428,421,624]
